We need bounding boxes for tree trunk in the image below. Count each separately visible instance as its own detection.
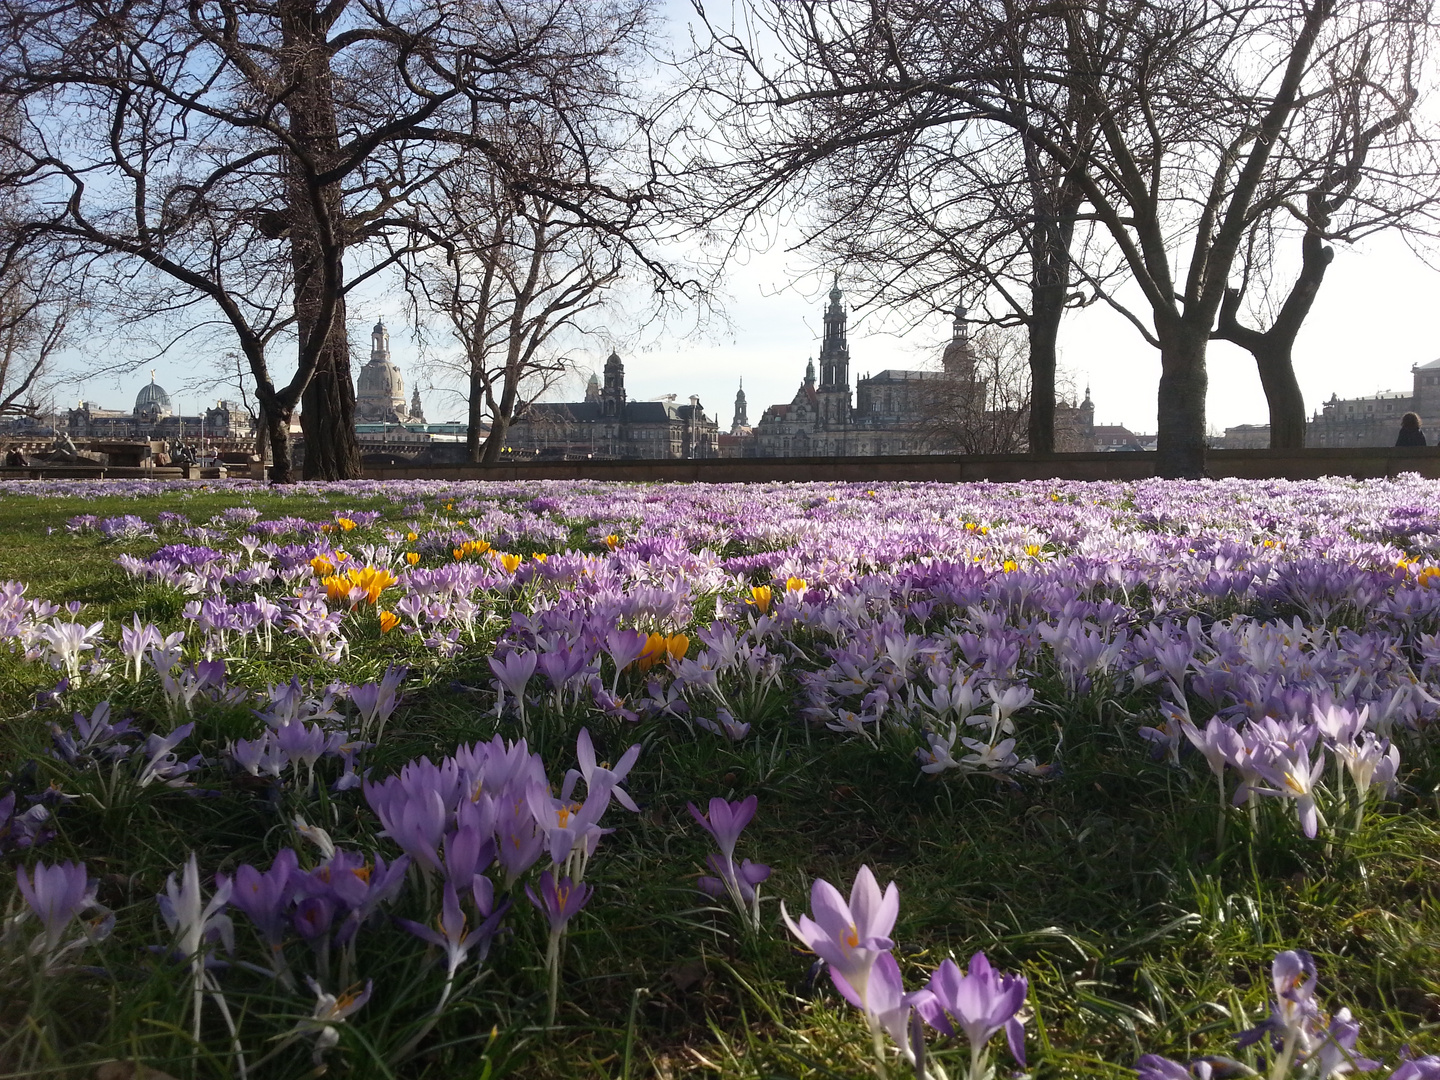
[1255,340,1307,449]
[265,403,295,483]
[467,366,486,463]
[481,414,510,463]
[1027,294,1062,454]
[299,309,359,479]
[282,0,360,481]
[1025,180,1080,455]
[1212,232,1333,450]
[1155,317,1210,478]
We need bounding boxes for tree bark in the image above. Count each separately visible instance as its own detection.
[1155,316,1210,479]
[298,301,358,479]
[481,413,510,463]
[1025,173,1081,455]
[282,0,360,481]
[1027,281,1063,454]
[265,402,295,483]
[1254,340,1308,449]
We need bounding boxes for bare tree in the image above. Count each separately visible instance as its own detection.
[915,327,1030,454]
[1212,8,1439,447]
[719,6,1109,454]
[401,122,628,464]
[695,0,1436,476]
[0,252,75,421]
[1,0,672,480]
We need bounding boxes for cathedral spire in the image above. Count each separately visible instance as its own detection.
[731,380,749,433]
[819,280,848,389]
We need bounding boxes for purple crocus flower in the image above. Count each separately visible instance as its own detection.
[16,859,107,957]
[526,869,593,934]
[399,879,509,978]
[1390,1056,1440,1080]
[349,665,406,742]
[781,864,898,1010]
[364,776,447,873]
[489,650,538,717]
[1311,1008,1380,1078]
[224,848,298,953]
[689,795,770,923]
[698,854,771,904]
[1252,742,1326,838]
[603,627,649,689]
[688,796,758,865]
[570,727,642,813]
[915,951,1028,1066]
[1135,1055,1195,1080]
[866,950,927,1072]
[0,791,53,853]
[440,813,497,888]
[494,786,546,885]
[293,895,336,944]
[1239,949,1321,1052]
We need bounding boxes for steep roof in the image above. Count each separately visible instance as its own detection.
[517,400,689,424]
[861,369,948,384]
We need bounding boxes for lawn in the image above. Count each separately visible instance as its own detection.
[1,476,1438,1080]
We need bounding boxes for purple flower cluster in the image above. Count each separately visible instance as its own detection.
[1142,949,1391,1080]
[782,864,1027,1078]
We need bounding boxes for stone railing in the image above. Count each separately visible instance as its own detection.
[359,446,1440,483]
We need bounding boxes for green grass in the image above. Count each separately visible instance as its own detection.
[0,487,1438,1078]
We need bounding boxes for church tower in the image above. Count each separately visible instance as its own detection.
[819,276,850,390]
[410,386,425,424]
[941,301,975,379]
[816,276,852,427]
[355,320,408,422]
[732,380,749,433]
[601,351,627,417]
[585,372,601,403]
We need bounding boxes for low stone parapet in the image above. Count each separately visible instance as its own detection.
[358,447,1440,484]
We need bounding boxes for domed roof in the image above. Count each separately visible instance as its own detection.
[135,379,173,416]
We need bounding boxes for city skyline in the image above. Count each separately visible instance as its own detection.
[56,225,1439,440]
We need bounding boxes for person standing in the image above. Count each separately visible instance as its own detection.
[1397,412,1428,447]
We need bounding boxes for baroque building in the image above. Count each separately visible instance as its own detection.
[502,351,719,459]
[66,374,252,441]
[355,321,421,423]
[731,284,1100,457]
[747,281,946,456]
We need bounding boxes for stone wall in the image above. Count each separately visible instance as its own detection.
[361,447,1440,483]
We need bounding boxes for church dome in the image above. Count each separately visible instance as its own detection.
[356,359,406,419]
[355,319,410,422]
[134,379,173,420]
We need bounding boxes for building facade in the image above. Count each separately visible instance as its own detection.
[740,284,1100,456]
[503,351,720,459]
[65,377,252,442]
